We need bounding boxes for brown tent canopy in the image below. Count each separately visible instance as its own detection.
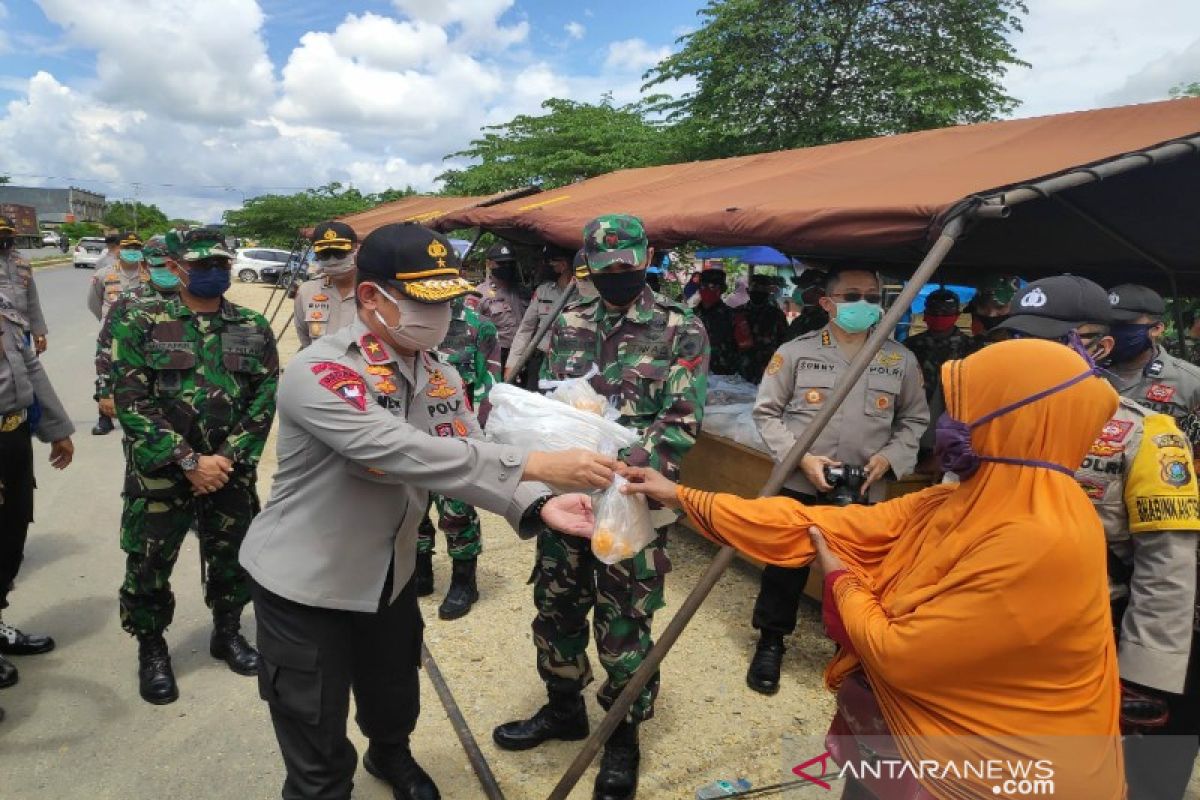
[330,187,540,240]
[439,98,1200,291]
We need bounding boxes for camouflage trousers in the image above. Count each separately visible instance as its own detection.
[417,494,482,561]
[119,472,259,637]
[531,528,669,722]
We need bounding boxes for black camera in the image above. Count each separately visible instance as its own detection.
[821,464,870,506]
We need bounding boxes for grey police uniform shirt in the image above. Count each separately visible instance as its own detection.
[510,280,572,362]
[88,263,148,322]
[0,292,73,441]
[1074,397,1199,694]
[476,276,528,350]
[239,318,546,612]
[0,251,47,336]
[293,278,357,349]
[1107,346,1200,449]
[753,326,929,501]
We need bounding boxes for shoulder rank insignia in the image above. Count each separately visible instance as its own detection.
[426,369,456,399]
[359,333,391,364]
[311,361,368,411]
[766,353,784,376]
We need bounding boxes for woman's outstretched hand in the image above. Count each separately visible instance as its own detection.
[616,466,682,509]
[809,526,847,574]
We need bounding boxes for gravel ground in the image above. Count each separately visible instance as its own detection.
[227,280,839,798]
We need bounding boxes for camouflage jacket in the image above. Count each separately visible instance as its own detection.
[434,298,501,407]
[735,301,789,384]
[95,283,173,400]
[903,328,976,402]
[542,287,709,481]
[112,296,279,495]
[695,301,739,376]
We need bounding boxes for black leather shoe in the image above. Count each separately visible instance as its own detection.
[0,654,17,688]
[364,745,440,800]
[746,633,785,695]
[210,611,260,676]
[137,634,178,705]
[0,622,55,655]
[493,690,589,751]
[593,720,640,800]
[91,414,114,435]
[438,559,478,620]
[414,552,434,598]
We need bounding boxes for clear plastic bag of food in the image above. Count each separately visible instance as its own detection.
[591,473,655,565]
[545,368,619,420]
[486,383,638,454]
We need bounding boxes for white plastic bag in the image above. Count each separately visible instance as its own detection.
[486,383,638,454]
[546,369,619,420]
[591,473,655,565]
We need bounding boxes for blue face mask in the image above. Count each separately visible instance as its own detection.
[1108,323,1155,364]
[833,299,882,333]
[184,264,231,298]
[119,249,143,264]
[149,266,181,291]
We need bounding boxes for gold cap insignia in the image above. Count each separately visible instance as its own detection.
[323,229,338,240]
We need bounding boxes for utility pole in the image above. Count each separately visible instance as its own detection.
[131,182,141,234]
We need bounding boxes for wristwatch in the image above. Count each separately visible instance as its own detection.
[178,453,199,472]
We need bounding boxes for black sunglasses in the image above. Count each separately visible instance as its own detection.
[830,291,883,304]
[315,249,351,261]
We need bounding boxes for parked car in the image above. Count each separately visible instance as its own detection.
[41,230,60,247]
[73,237,108,269]
[233,247,293,283]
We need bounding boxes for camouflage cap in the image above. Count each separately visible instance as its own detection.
[976,275,1020,307]
[181,227,234,261]
[143,236,169,266]
[583,213,648,271]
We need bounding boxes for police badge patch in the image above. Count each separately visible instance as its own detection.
[311,361,368,411]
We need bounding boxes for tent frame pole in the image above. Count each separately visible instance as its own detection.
[544,212,970,800]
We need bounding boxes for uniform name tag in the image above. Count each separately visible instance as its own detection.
[146,340,193,352]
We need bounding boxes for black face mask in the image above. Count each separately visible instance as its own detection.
[749,290,770,305]
[492,265,517,283]
[646,274,662,293]
[976,313,1006,331]
[591,270,647,307]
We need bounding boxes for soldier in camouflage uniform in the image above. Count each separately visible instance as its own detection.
[493,214,709,800]
[111,227,278,705]
[735,273,789,383]
[694,268,739,375]
[904,288,975,465]
[416,295,502,619]
[89,232,150,435]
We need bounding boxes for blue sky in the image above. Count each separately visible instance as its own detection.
[0,0,1196,222]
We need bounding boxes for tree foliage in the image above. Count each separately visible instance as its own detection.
[221,183,416,246]
[437,97,679,195]
[643,0,1029,158]
[1170,80,1200,99]
[103,201,171,236]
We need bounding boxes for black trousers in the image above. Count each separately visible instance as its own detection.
[751,488,828,637]
[1125,632,1200,800]
[251,573,424,800]
[0,422,35,610]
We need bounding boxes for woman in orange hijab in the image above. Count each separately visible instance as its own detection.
[622,339,1125,800]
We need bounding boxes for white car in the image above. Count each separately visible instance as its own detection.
[234,247,293,283]
[73,237,108,268]
[41,230,60,247]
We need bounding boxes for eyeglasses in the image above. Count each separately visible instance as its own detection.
[829,291,882,304]
[315,249,350,261]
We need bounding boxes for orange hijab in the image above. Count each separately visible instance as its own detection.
[681,339,1124,799]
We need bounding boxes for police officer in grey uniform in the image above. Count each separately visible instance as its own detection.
[239,223,616,800]
[506,244,575,388]
[293,221,359,349]
[747,265,928,694]
[999,276,1200,800]
[477,242,529,367]
[0,216,48,354]
[0,290,74,705]
[1105,284,1200,455]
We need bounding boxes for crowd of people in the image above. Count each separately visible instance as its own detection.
[0,208,1199,800]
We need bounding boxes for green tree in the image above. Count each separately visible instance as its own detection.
[60,221,104,242]
[1170,80,1200,98]
[437,97,678,194]
[645,0,1029,159]
[103,201,170,236]
[221,183,416,246]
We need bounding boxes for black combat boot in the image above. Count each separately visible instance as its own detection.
[209,610,260,676]
[437,558,478,620]
[593,719,640,800]
[91,414,114,435]
[414,552,434,597]
[363,742,440,800]
[137,633,178,705]
[493,687,590,751]
[746,632,785,695]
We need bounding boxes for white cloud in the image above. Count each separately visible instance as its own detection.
[565,21,585,40]
[35,0,276,125]
[1103,37,1200,105]
[326,12,448,71]
[604,38,671,74]
[1006,0,1200,118]
[391,0,528,51]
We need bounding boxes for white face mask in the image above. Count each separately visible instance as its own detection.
[368,283,451,353]
[318,254,355,277]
